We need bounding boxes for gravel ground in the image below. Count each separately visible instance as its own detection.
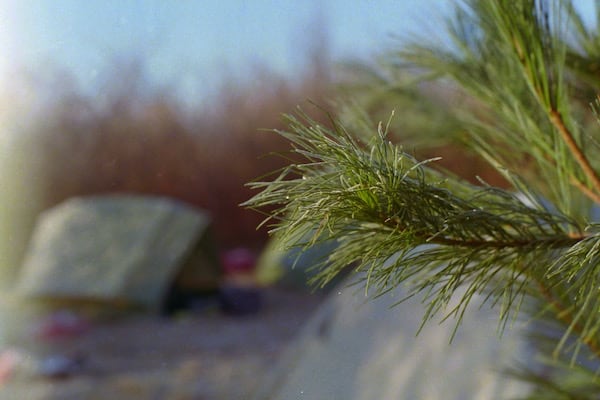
[0,287,325,400]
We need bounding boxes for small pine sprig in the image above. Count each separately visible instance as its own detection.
[244,111,598,344]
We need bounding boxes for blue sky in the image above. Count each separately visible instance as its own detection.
[0,0,453,99]
[0,1,595,101]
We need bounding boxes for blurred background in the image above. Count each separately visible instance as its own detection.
[0,2,458,397]
[0,0,452,285]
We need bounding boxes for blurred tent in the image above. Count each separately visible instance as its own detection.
[253,274,533,400]
[16,195,221,313]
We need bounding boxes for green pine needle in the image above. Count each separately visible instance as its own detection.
[244,111,589,338]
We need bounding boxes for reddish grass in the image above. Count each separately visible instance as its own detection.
[13,59,332,251]
[4,53,503,259]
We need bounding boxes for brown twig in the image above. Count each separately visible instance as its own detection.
[381,215,586,250]
[571,177,600,204]
[429,234,583,250]
[549,109,600,202]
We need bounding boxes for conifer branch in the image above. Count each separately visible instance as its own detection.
[422,234,582,250]
[247,0,600,394]
[377,210,585,249]
[245,111,587,330]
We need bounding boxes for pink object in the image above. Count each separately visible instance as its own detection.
[0,349,21,384]
[36,310,90,341]
[221,248,257,275]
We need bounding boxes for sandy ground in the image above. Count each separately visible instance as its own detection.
[0,287,325,400]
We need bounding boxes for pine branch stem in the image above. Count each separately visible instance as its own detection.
[381,218,585,250]
[428,235,583,249]
[570,177,600,204]
[549,109,600,201]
